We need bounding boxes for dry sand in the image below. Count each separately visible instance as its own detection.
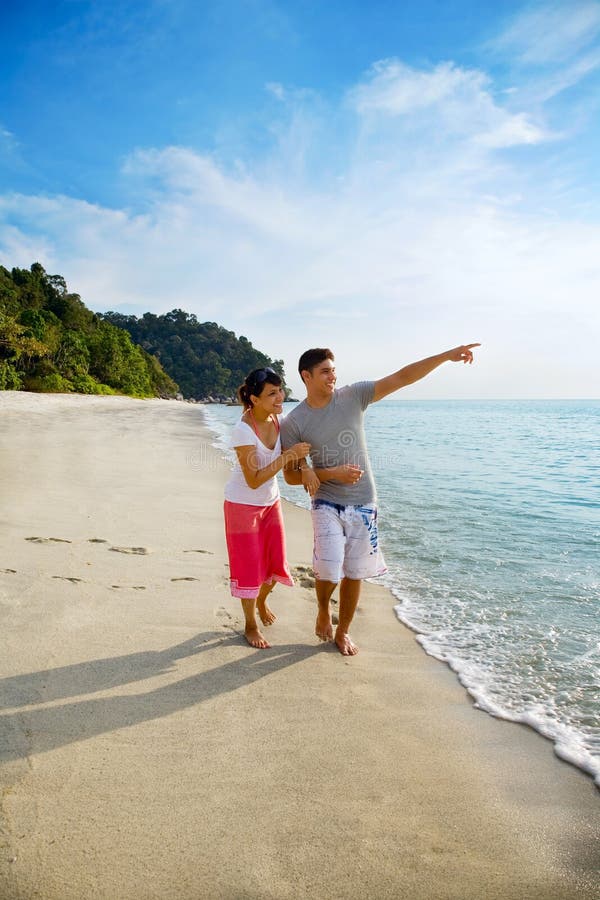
[0,391,598,900]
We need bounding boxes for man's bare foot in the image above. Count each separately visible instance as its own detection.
[315,611,333,642]
[335,628,358,656]
[257,601,277,626]
[244,627,271,649]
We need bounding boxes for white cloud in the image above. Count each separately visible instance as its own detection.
[493,1,600,65]
[527,47,600,102]
[1,52,599,398]
[474,112,550,147]
[0,221,51,267]
[487,3,600,114]
[349,59,478,115]
[348,59,549,149]
[0,125,19,157]
[266,81,286,101]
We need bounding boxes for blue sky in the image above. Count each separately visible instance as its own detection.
[1,0,599,398]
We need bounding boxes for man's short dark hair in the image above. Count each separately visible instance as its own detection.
[298,348,334,384]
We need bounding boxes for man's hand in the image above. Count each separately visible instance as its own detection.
[331,464,363,484]
[445,343,480,364]
[307,463,363,487]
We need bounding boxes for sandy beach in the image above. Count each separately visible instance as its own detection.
[0,391,598,900]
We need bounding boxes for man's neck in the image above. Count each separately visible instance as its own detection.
[305,391,333,410]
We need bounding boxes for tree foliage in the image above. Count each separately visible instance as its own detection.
[0,263,178,397]
[0,262,288,399]
[100,309,288,398]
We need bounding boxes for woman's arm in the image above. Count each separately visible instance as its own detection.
[235,441,311,490]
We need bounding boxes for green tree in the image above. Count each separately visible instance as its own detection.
[101,309,288,398]
[0,313,48,371]
[88,322,153,396]
[54,330,91,379]
[18,309,45,340]
[0,263,178,398]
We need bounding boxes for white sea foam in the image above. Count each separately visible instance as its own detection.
[392,592,600,787]
[201,404,237,458]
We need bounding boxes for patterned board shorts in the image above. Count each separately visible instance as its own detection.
[311,499,387,583]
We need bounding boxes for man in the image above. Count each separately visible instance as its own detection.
[281,343,480,656]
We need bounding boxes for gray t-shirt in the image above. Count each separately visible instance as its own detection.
[280,381,376,505]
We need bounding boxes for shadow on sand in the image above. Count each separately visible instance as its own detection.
[0,632,323,762]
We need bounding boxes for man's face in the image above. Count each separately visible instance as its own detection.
[304,360,336,395]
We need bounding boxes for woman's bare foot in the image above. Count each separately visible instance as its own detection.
[335,628,358,656]
[257,600,277,626]
[244,626,271,649]
[315,611,333,642]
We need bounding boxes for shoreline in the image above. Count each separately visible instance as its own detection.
[203,399,600,790]
[1,391,598,899]
[391,598,600,788]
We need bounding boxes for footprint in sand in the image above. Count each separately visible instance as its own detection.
[1,568,17,574]
[299,576,315,589]
[52,576,83,584]
[171,577,201,582]
[215,606,232,618]
[88,538,108,544]
[109,546,149,555]
[183,549,214,555]
[215,606,235,624]
[111,585,147,590]
[26,537,72,544]
[291,565,315,589]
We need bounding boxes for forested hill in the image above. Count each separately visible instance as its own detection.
[0,263,287,399]
[0,264,178,397]
[100,310,286,400]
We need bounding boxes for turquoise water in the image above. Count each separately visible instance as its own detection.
[204,400,600,785]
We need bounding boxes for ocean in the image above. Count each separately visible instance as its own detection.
[203,399,600,787]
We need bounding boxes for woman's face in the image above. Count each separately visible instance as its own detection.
[251,381,285,416]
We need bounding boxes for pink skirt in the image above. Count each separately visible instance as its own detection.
[223,499,294,599]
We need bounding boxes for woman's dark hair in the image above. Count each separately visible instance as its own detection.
[237,367,282,409]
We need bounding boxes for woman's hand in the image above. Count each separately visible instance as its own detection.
[283,442,311,463]
[301,467,320,497]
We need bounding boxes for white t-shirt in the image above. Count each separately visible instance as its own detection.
[223,418,281,507]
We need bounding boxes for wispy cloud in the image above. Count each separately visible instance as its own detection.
[481,0,600,179]
[492,1,600,66]
[348,59,550,149]
[488,0,600,113]
[349,60,479,115]
[1,43,599,397]
[530,46,600,101]
[266,81,286,101]
[0,126,19,155]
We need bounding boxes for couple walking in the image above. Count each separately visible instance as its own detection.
[224,343,479,655]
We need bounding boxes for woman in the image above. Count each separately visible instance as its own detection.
[224,367,318,649]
